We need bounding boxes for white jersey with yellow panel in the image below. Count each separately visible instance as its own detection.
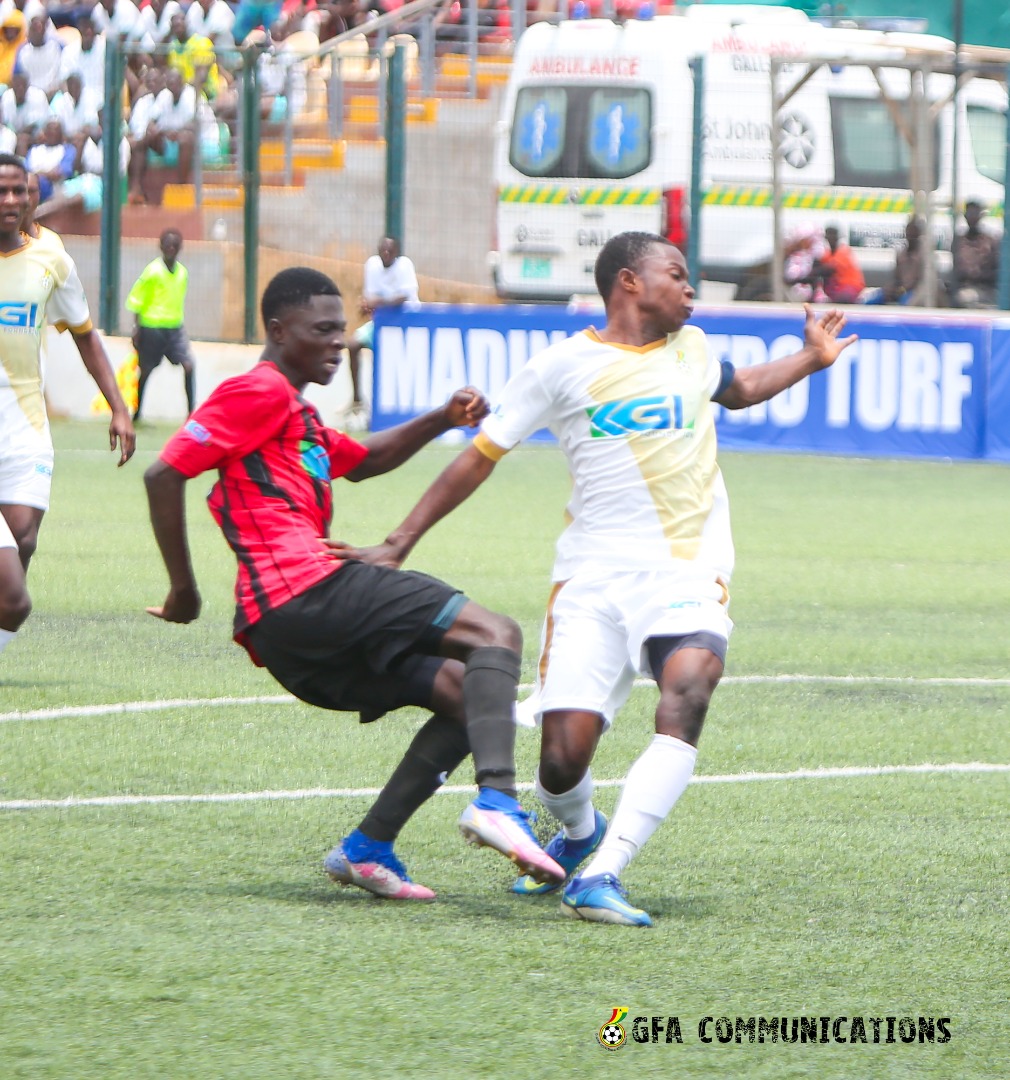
[476,325,735,583]
[477,324,736,719]
[0,236,92,508]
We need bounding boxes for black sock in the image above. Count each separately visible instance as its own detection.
[463,646,521,797]
[184,367,196,413]
[358,715,470,842]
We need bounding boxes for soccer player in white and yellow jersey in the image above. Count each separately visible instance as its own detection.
[0,155,135,658]
[331,232,858,926]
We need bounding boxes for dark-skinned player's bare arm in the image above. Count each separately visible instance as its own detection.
[327,442,498,569]
[144,460,202,622]
[716,304,858,410]
[345,386,488,481]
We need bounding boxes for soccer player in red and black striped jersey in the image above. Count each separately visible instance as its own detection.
[144,267,563,901]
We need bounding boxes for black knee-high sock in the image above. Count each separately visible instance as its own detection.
[463,646,521,797]
[183,366,196,413]
[358,715,470,842]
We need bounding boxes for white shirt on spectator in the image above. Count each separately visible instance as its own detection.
[90,0,143,40]
[80,133,130,174]
[15,37,63,96]
[186,0,235,46]
[128,89,160,139]
[0,84,49,134]
[363,254,420,305]
[59,36,106,104]
[151,84,197,132]
[135,0,183,50]
[0,0,45,28]
[50,86,100,137]
[0,124,15,153]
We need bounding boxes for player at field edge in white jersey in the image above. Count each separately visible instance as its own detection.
[0,153,135,659]
[327,230,859,926]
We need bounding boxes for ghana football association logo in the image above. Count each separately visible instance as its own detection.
[598,1007,629,1051]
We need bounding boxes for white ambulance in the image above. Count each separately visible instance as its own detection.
[490,5,1008,300]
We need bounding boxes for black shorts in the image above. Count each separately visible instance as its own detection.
[245,561,468,722]
[137,326,195,372]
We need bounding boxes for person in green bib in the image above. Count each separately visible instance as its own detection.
[126,228,197,421]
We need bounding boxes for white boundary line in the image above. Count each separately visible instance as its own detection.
[2,762,1007,812]
[3,674,1009,725]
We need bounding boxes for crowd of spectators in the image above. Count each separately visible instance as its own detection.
[0,0,426,208]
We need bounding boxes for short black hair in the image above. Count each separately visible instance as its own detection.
[261,267,341,329]
[594,231,676,302]
[160,227,182,244]
[0,152,27,175]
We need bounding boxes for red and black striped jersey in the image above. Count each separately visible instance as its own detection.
[159,360,369,648]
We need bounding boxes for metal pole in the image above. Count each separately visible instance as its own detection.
[329,52,343,139]
[998,63,1010,309]
[386,42,406,244]
[466,0,477,99]
[419,13,435,100]
[771,57,784,303]
[99,35,122,333]
[687,56,704,288]
[241,48,260,343]
[915,63,938,307]
[950,0,963,255]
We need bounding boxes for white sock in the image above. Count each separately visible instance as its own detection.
[0,627,15,655]
[535,767,597,841]
[581,734,698,879]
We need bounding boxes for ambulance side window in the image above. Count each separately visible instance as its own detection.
[510,87,568,176]
[830,97,938,190]
[584,89,652,178]
[509,85,652,179]
[966,105,1006,185]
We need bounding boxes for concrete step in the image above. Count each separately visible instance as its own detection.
[259,139,346,170]
[162,182,306,209]
[344,96,439,125]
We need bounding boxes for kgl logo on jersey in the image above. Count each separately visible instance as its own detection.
[586,395,690,437]
[0,301,39,331]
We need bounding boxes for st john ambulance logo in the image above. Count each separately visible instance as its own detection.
[598,1007,628,1051]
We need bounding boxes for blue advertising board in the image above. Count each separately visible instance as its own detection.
[372,304,1006,462]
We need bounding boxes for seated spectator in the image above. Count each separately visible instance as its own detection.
[16,14,62,98]
[90,0,145,42]
[276,0,322,36]
[950,200,999,309]
[136,0,185,53]
[0,10,26,88]
[782,224,827,302]
[59,16,105,106]
[813,225,865,303]
[232,0,283,45]
[166,13,223,101]
[185,0,236,51]
[38,107,131,218]
[0,70,49,153]
[257,19,307,125]
[315,0,364,42]
[0,0,49,35]
[864,217,931,306]
[50,71,100,152]
[25,116,75,200]
[128,66,195,203]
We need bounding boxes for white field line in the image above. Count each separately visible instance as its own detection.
[1,762,1008,812]
[3,673,1009,726]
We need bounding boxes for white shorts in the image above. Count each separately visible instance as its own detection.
[0,510,15,550]
[532,564,733,729]
[0,448,54,513]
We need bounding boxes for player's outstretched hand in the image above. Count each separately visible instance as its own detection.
[146,585,201,623]
[324,537,406,570]
[443,386,490,429]
[803,303,859,368]
[110,410,137,466]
